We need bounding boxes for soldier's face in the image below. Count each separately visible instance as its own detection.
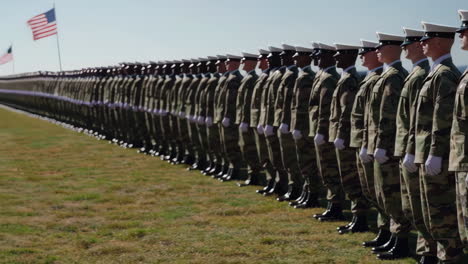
[403,42,423,60]
[460,30,468,50]
[421,38,436,57]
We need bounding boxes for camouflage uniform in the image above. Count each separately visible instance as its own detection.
[395,59,437,256]
[329,66,368,214]
[415,56,463,262]
[368,61,411,237]
[449,69,468,245]
[309,66,343,203]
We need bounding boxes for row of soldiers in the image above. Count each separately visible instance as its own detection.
[0,11,467,264]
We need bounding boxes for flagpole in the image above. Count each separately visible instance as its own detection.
[11,42,14,74]
[53,2,63,71]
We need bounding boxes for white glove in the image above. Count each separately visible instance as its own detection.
[292,130,302,140]
[334,138,345,150]
[314,133,326,146]
[374,148,389,164]
[279,123,290,134]
[257,124,264,134]
[264,125,274,136]
[160,109,168,116]
[197,116,205,125]
[403,154,418,173]
[239,122,249,133]
[205,116,213,127]
[179,112,185,118]
[188,115,194,122]
[222,117,230,127]
[359,147,373,163]
[425,155,442,176]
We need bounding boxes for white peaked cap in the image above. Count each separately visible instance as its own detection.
[334,43,360,50]
[207,56,218,60]
[376,32,405,41]
[216,55,227,59]
[173,60,182,63]
[182,59,191,63]
[403,27,425,37]
[268,46,282,52]
[295,46,314,52]
[311,42,320,49]
[190,58,198,62]
[281,44,296,51]
[241,52,258,58]
[258,49,270,55]
[459,10,468,21]
[226,54,242,60]
[198,57,209,62]
[317,42,336,51]
[360,39,379,48]
[421,21,458,32]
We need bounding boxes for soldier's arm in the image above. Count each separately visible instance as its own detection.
[280,76,295,125]
[294,74,313,132]
[376,76,403,151]
[430,72,457,157]
[223,79,240,120]
[317,78,335,135]
[240,78,255,124]
[405,77,424,154]
[337,79,358,140]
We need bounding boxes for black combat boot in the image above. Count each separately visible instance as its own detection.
[313,202,332,219]
[363,228,391,248]
[317,203,345,221]
[376,236,409,260]
[337,215,356,231]
[339,214,369,234]
[372,233,396,254]
[418,256,439,264]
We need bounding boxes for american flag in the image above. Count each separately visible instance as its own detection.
[27,8,58,41]
[0,46,13,65]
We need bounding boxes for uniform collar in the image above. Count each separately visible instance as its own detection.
[383,60,401,72]
[341,65,355,76]
[431,53,451,72]
[368,65,383,74]
[322,65,336,73]
[412,58,428,69]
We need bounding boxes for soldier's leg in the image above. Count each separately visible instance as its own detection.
[278,131,303,200]
[220,126,243,180]
[238,127,264,185]
[336,148,370,231]
[196,123,208,169]
[420,165,464,263]
[400,159,437,257]
[455,171,468,245]
[293,136,321,207]
[253,130,271,189]
[207,125,223,175]
[265,129,288,195]
[314,142,344,219]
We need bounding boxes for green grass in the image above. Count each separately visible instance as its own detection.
[0,107,420,264]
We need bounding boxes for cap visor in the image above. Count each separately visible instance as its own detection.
[456,26,468,33]
[420,36,431,42]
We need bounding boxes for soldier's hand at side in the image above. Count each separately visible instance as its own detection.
[292,130,302,140]
[222,117,230,127]
[197,116,205,125]
[264,125,274,136]
[374,148,389,164]
[279,123,289,134]
[257,125,264,134]
[179,112,185,118]
[333,138,345,150]
[314,133,325,146]
[359,147,372,163]
[403,154,418,173]
[205,116,213,127]
[424,155,442,176]
[239,122,248,133]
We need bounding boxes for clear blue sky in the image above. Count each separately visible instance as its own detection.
[0,0,466,74]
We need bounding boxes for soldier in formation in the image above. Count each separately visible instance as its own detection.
[1,10,468,263]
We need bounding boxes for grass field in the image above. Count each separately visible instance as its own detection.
[0,107,419,264]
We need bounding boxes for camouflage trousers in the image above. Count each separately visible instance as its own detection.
[265,128,288,188]
[374,158,412,236]
[207,124,225,166]
[455,171,468,246]
[197,123,208,161]
[220,125,242,169]
[177,117,191,157]
[419,164,464,262]
[355,151,389,230]
[336,148,369,214]
[294,136,321,200]
[187,120,201,159]
[239,127,262,175]
[254,129,274,184]
[278,131,302,189]
[399,158,437,257]
[315,142,344,203]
